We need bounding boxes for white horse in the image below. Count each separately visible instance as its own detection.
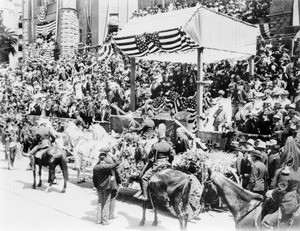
[65,121,118,183]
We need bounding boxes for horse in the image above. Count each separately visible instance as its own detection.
[202,168,300,230]
[31,145,69,193]
[140,169,191,231]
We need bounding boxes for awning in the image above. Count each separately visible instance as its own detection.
[113,6,257,62]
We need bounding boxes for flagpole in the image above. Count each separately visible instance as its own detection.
[31,0,34,43]
[196,47,204,134]
[55,0,59,40]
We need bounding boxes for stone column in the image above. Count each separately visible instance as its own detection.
[58,8,79,58]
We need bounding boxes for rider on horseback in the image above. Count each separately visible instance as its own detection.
[25,119,57,165]
[130,108,155,139]
[135,123,175,201]
[261,136,300,230]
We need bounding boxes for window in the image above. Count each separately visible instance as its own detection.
[18,15,22,28]
[79,29,83,43]
[18,44,23,52]
[18,34,22,40]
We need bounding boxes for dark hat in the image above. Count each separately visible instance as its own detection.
[273,102,282,109]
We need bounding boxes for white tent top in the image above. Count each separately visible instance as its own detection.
[114,6,258,63]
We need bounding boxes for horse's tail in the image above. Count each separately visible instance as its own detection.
[60,152,69,181]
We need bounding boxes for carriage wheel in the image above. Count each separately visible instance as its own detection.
[166,174,203,220]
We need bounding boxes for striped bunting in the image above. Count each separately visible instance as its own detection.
[97,43,114,61]
[37,5,47,22]
[258,23,270,39]
[36,21,56,36]
[113,28,197,57]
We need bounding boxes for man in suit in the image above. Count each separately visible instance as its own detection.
[213,103,228,131]
[93,147,120,225]
[247,150,268,196]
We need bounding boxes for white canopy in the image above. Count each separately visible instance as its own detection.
[114,6,258,63]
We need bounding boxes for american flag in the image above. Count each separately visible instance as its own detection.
[113,28,197,57]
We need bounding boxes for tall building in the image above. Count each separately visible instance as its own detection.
[0,0,23,68]
[22,0,139,60]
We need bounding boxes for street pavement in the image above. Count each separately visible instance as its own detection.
[0,143,235,231]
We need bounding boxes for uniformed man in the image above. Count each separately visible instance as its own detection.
[25,119,57,166]
[136,123,175,201]
[130,108,155,139]
[262,137,300,229]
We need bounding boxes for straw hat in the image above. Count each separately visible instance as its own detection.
[257,141,266,150]
[246,139,255,147]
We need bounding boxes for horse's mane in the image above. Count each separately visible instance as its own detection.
[214,172,263,202]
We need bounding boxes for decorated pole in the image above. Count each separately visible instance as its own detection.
[31,0,34,43]
[130,57,136,111]
[196,47,204,134]
[248,55,254,77]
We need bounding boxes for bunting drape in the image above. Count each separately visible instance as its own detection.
[36,21,56,36]
[113,6,257,63]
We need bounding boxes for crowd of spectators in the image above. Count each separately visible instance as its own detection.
[1,0,299,144]
[131,0,271,24]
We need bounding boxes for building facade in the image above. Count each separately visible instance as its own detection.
[22,0,139,59]
[0,0,23,68]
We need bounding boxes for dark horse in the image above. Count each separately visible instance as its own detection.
[20,125,69,193]
[203,168,300,230]
[31,146,69,193]
[140,169,191,231]
[120,140,191,231]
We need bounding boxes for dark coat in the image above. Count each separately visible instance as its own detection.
[93,158,118,191]
[247,160,268,192]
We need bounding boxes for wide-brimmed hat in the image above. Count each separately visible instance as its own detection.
[251,150,262,159]
[257,141,266,150]
[246,139,255,147]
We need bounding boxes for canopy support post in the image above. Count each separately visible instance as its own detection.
[248,55,254,77]
[196,47,204,136]
[130,57,136,111]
